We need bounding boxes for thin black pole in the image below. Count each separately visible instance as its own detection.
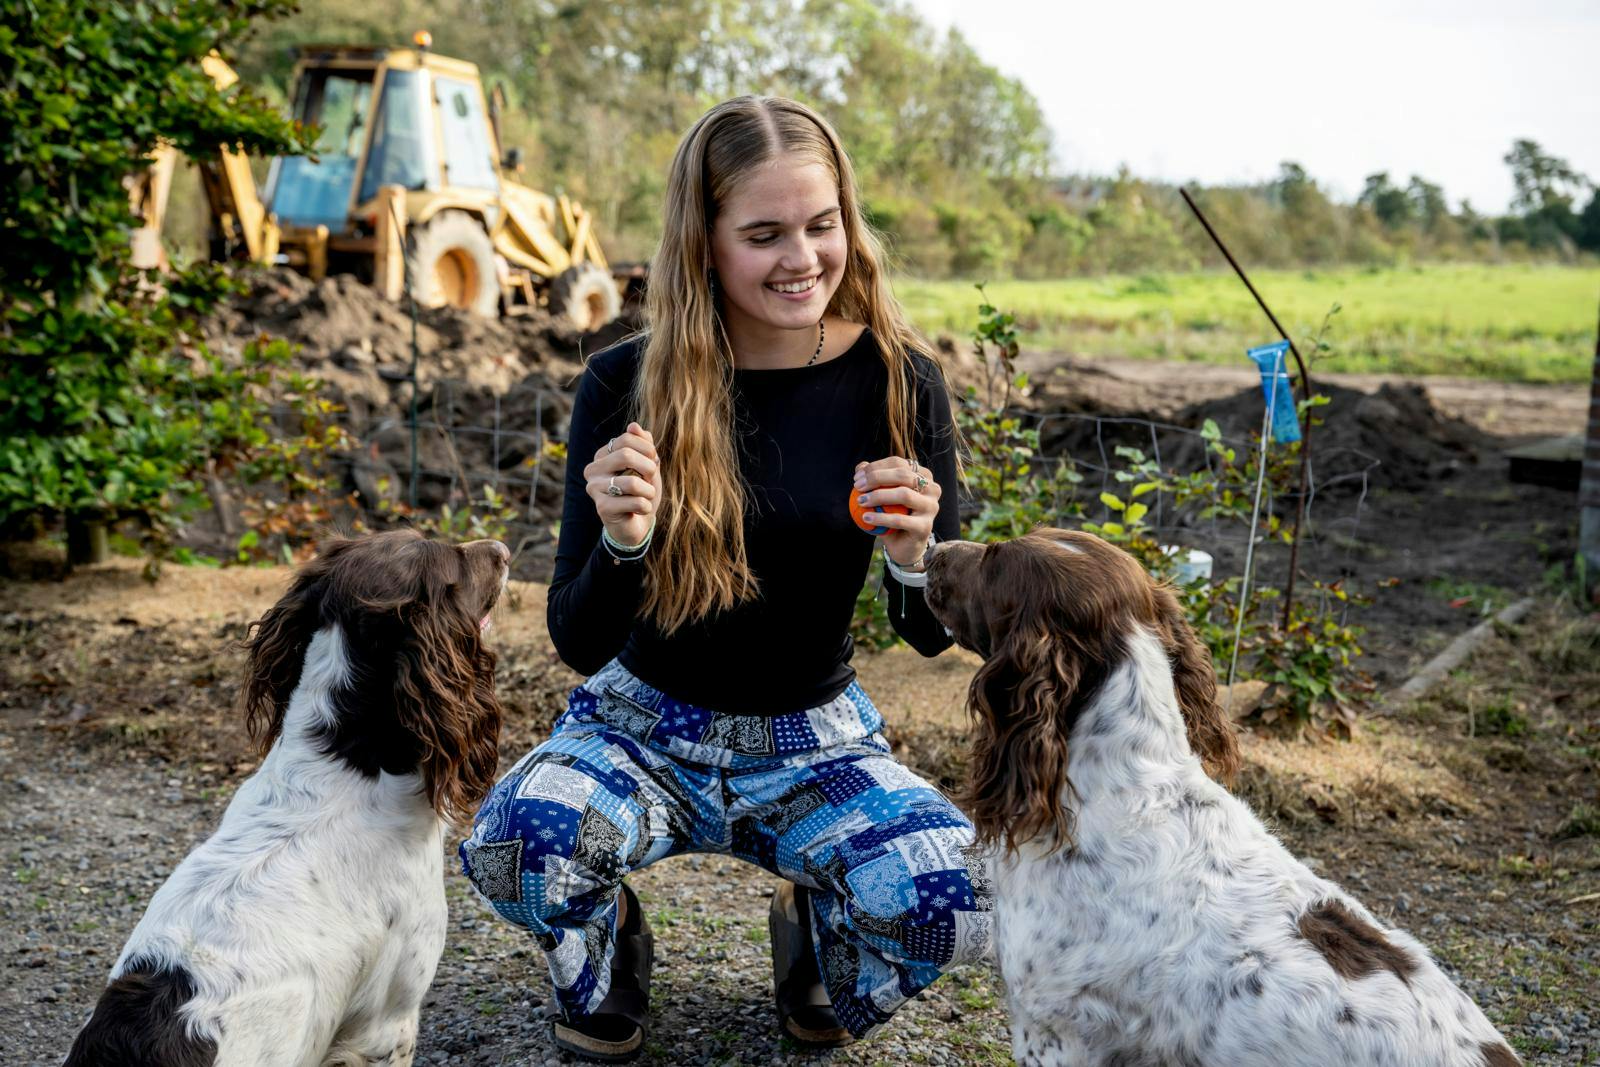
[407,288,419,511]
[1179,187,1314,631]
[388,197,421,510]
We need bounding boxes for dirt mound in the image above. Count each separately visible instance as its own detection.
[1178,381,1492,491]
[1031,374,1492,492]
[205,268,636,383]
[196,270,643,546]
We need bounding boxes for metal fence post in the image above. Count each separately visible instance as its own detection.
[529,390,544,522]
[1581,293,1600,602]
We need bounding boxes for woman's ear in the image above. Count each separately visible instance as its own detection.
[961,615,1083,856]
[1152,583,1239,785]
[392,586,502,823]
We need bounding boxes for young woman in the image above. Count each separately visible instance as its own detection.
[461,95,991,1062]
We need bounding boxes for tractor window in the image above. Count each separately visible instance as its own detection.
[359,68,437,202]
[311,74,373,158]
[268,70,374,227]
[435,75,498,192]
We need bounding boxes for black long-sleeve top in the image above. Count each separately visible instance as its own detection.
[545,328,960,716]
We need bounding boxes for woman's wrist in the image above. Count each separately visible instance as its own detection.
[885,534,934,586]
[602,518,656,562]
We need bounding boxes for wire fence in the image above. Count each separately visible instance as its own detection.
[268,375,1381,594]
[1017,409,1379,537]
[1008,408,1381,625]
[264,376,566,564]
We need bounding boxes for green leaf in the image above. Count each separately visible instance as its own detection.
[1124,502,1148,524]
[1099,492,1125,512]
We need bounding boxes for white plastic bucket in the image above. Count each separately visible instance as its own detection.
[1160,545,1213,585]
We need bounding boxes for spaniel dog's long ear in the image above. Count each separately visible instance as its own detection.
[393,578,502,824]
[961,613,1083,855]
[240,543,349,753]
[1152,583,1239,785]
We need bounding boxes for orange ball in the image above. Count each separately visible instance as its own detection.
[849,491,908,535]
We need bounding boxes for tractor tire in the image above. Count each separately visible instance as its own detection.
[548,261,622,333]
[407,210,500,318]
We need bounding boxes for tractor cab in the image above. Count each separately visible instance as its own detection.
[265,41,500,242]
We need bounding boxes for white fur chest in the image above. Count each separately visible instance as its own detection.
[115,744,449,1065]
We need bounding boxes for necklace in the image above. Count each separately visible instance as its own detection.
[804,319,826,367]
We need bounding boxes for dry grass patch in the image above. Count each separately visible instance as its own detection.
[854,643,1490,827]
[1236,722,1478,826]
[0,561,577,776]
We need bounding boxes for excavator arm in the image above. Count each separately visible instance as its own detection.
[129,53,278,269]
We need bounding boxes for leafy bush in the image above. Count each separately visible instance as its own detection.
[0,0,313,563]
[374,485,523,547]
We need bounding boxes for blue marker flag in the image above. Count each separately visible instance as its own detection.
[1246,340,1301,444]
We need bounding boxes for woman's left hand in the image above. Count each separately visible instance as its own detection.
[854,456,940,570]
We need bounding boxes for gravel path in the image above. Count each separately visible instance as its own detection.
[2,579,1595,1065]
[6,713,1595,1065]
[0,726,1011,1066]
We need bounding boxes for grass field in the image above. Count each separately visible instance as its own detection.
[897,264,1600,382]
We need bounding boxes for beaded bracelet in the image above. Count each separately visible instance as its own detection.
[601,518,655,563]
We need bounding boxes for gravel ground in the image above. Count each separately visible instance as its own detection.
[4,703,1595,1065]
[0,734,1011,1066]
[2,576,1595,1065]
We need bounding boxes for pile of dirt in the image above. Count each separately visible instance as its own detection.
[204,268,637,386]
[1030,374,1494,493]
[1178,380,1494,492]
[194,270,643,547]
[193,273,1496,573]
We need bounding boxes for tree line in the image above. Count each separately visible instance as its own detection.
[232,0,1598,277]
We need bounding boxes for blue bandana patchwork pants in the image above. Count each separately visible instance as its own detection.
[459,659,994,1038]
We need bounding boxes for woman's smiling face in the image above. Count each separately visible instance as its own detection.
[709,154,847,345]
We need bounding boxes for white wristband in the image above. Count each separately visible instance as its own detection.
[884,535,934,588]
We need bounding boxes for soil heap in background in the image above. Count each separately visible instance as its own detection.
[1027,369,1492,493]
[1177,382,1492,492]
[200,269,641,550]
[197,273,1495,582]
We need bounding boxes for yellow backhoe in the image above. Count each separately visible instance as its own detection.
[132,36,628,331]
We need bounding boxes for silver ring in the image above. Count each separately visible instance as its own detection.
[606,475,623,497]
[608,437,617,454]
[916,475,929,490]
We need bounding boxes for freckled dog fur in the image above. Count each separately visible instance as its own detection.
[925,530,1520,1067]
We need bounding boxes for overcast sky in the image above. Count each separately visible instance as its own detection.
[907,0,1599,213]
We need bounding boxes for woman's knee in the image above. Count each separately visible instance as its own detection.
[832,822,992,967]
[459,751,637,912]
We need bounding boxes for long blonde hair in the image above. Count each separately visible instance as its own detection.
[637,95,931,634]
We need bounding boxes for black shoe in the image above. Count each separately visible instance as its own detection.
[549,882,654,1063]
[769,881,855,1048]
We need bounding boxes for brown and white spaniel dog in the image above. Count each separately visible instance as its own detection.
[65,530,507,1067]
[925,528,1520,1067]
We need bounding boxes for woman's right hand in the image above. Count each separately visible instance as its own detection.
[584,421,662,548]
